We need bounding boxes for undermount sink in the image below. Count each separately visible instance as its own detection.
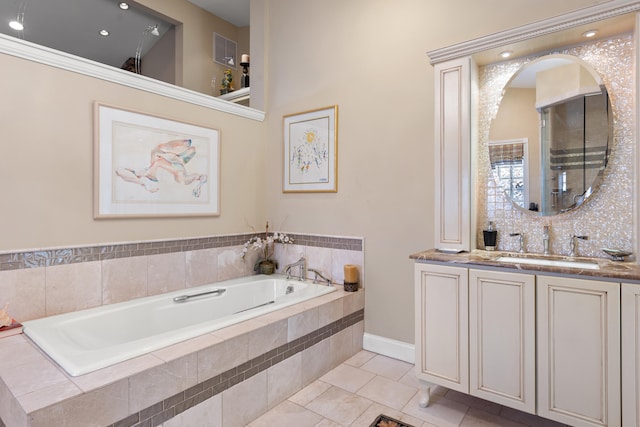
[495,256,600,270]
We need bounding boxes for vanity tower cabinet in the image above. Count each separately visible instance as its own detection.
[433,57,472,253]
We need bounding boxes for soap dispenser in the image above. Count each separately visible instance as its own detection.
[483,221,497,251]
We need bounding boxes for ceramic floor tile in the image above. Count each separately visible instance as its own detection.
[445,389,503,415]
[249,354,569,427]
[498,407,567,427]
[402,390,469,427]
[320,363,376,393]
[360,354,414,381]
[248,400,323,427]
[289,380,332,407]
[351,402,424,427]
[344,350,376,368]
[461,407,528,427]
[306,385,373,426]
[314,419,344,427]
[356,375,419,410]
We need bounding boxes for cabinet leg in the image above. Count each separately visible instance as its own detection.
[417,379,432,407]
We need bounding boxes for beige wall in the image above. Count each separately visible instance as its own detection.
[0,53,264,252]
[0,0,608,347]
[261,0,606,344]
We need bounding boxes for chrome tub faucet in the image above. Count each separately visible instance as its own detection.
[284,256,306,281]
[308,268,332,286]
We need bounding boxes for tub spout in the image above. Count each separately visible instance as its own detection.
[284,256,306,281]
[308,268,332,285]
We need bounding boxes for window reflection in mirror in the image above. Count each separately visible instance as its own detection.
[489,140,529,210]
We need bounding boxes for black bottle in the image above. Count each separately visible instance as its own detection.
[483,221,497,251]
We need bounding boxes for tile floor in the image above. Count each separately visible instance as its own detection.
[249,350,566,427]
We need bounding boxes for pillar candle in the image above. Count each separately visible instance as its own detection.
[241,54,250,64]
[344,265,358,283]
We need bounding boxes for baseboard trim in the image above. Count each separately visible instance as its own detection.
[362,333,415,364]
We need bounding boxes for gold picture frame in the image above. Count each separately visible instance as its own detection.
[283,105,338,193]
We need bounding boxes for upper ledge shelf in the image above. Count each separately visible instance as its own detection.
[0,34,265,122]
[218,87,250,104]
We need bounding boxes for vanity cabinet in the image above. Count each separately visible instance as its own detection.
[414,264,535,412]
[414,263,468,399]
[622,283,640,427]
[536,276,620,427]
[415,261,623,425]
[468,269,535,414]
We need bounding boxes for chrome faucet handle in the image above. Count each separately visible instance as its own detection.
[543,225,551,255]
[308,268,331,285]
[509,232,525,253]
[569,235,588,257]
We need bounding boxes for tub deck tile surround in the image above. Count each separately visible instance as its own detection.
[0,233,365,324]
[0,286,365,427]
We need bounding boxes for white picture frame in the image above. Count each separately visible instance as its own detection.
[94,103,220,218]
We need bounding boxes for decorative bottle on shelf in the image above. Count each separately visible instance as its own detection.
[483,221,497,251]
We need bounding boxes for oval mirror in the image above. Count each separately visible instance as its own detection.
[489,54,612,216]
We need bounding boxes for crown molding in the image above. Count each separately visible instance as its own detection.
[427,0,640,64]
[0,33,265,122]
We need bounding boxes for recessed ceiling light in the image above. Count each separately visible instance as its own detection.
[9,20,23,31]
[119,2,129,10]
[499,50,513,59]
[99,29,110,36]
[583,29,598,38]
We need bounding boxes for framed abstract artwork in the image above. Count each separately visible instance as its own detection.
[94,103,220,218]
[283,105,338,193]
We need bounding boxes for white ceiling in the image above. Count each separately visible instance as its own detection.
[0,0,249,69]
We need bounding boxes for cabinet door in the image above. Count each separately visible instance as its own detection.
[622,283,640,427]
[469,269,535,414]
[537,276,620,427]
[414,263,468,393]
[433,57,472,252]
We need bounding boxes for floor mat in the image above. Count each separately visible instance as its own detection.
[369,414,415,427]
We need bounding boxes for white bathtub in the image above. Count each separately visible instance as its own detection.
[23,275,336,376]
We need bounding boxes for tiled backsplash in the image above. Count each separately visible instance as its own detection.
[476,34,634,257]
[0,232,364,322]
[0,233,363,271]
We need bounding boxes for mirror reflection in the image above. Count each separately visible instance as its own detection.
[489,55,612,216]
[0,0,250,100]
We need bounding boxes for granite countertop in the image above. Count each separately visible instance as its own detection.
[410,249,640,283]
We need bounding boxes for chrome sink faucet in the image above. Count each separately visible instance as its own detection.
[509,232,525,253]
[543,225,550,255]
[569,235,589,257]
[284,256,307,281]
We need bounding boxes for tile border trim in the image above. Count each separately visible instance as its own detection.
[0,233,363,272]
[108,308,365,427]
